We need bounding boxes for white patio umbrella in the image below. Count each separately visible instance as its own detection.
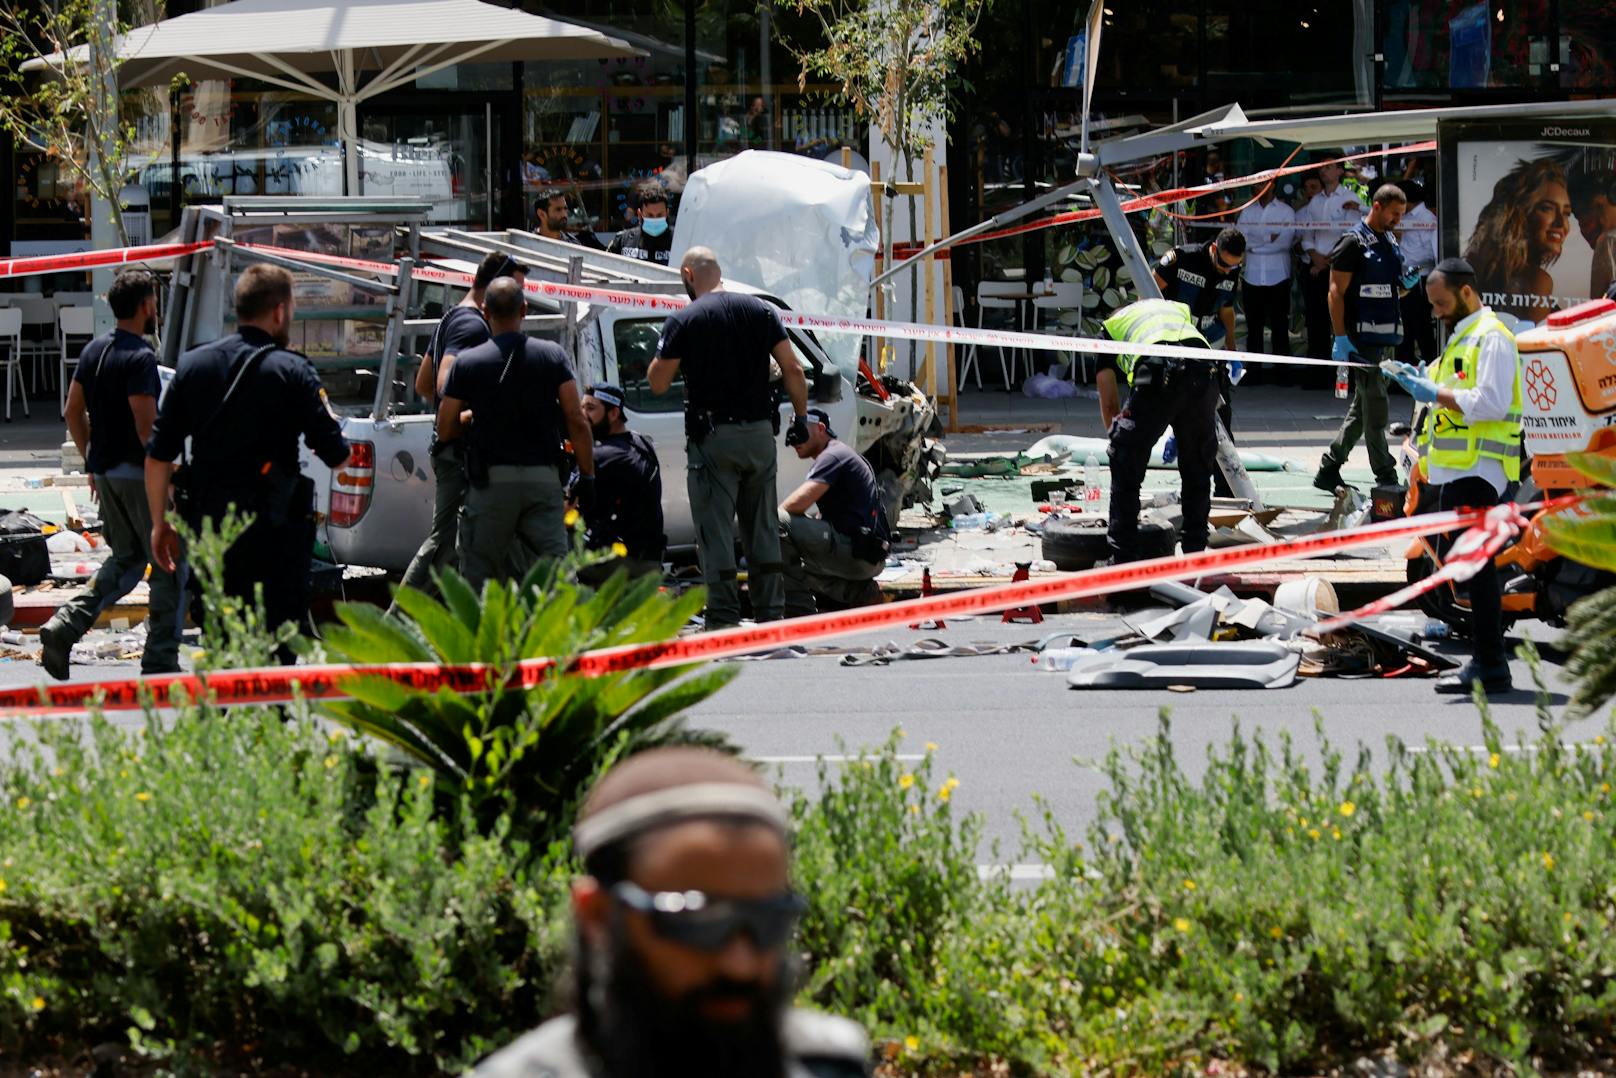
[24,0,641,194]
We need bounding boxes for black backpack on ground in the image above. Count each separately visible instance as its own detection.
[0,510,51,586]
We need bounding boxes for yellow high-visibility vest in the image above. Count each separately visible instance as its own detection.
[1102,299,1208,385]
[1419,309,1523,481]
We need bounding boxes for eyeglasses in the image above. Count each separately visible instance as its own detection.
[611,881,806,952]
[1215,251,1245,273]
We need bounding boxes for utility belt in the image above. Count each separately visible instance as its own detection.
[684,406,777,445]
[1132,355,1213,390]
[173,460,314,531]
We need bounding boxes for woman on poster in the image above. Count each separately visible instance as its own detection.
[1462,157,1573,325]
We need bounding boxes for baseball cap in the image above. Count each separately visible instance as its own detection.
[806,407,834,438]
[588,383,626,410]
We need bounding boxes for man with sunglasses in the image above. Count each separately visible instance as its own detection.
[1152,226,1246,495]
[475,747,870,1078]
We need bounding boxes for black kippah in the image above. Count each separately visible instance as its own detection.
[1433,256,1475,279]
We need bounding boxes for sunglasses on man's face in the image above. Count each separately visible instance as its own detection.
[1215,250,1245,273]
[611,881,806,953]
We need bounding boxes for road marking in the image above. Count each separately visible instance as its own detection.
[751,754,927,764]
[1403,743,1603,755]
[977,863,1056,881]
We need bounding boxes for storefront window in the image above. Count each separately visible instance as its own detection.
[1559,0,1616,89]
[175,79,341,202]
[1383,0,1552,90]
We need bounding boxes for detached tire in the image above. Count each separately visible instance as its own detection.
[1040,515,1176,571]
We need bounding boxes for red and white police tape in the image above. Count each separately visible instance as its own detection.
[0,503,1531,716]
[0,240,211,281]
[243,242,1374,371]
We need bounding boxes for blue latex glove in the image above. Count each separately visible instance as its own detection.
[1400,268,1422,291]
[1162,433,1178,464]
[1331,334,1357,362]
[1383,360,1439,403]
[1228,360,1245,385]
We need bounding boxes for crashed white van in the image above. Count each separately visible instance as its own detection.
[160,173,941,574]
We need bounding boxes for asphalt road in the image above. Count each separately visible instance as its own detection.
[680,614,1595,856]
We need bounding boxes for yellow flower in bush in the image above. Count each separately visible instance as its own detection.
[1471,786,1484,798]
[30,997,44,1012]
[134,792,151,803]
[925,741,939,752]
[904,1035,920,1052]
[1585,810,1596,822]
[1268,925,1283,940]
[0,877,7,894]
[14,796,30,810]
[1338,801,1356,818]
[1488,752,1501,769]
[1542,851,1555,871]
[1307,828,1321,841]
[898,773,915,791]
[611,542,628,557]
[1174,917,1192,933]
[1183,878,1197,891]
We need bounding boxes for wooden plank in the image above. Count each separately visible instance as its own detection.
[939,163,958,433]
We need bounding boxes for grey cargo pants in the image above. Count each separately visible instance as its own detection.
[43,474,184,673]
[688,421,783,626]
[778,510,882,617]
[397,442,467,599]
[457,464,568,591]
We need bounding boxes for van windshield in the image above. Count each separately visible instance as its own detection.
[611,315,824,414]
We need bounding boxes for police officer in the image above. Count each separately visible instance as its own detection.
[438,276,593,590]
[40,269,182,679]
[778,408,888,616]
[397,251,522,601]
[1314,183,1414,492]
[1384,257,1523,696]
[1096,299,1218,563]
[648,246,809,628]
[145,263,350,662]
[573,382,665,580]
[608,183,674,266]
[1153,225,1245,494]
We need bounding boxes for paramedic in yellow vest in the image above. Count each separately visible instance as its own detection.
[1096,299,1219,563]
[1384,256,1523,696]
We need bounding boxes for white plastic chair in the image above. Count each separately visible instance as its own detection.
[961,281,1028,390]
[13,296,56,391]
[58,306,95,417]
[1030,281,1090,382]
[0,308,26,421]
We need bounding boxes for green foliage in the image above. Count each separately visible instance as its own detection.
[311,564,738,840]
[797,701,1616,1075]
[0,705,572,1072]
[1545,447,1616,719]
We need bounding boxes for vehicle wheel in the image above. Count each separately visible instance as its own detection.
[1040,514,1176,571]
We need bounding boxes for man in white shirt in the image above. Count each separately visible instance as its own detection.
[1236,182,1298,382]
[1396,181,1439,366]
[1299,161,1364,363]
[1385,257,1522,696]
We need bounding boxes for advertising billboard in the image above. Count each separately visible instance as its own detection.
[1438,119,1616,327]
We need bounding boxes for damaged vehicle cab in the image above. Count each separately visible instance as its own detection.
[160,197,942,575]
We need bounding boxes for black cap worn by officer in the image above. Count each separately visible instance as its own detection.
[647,247,810,628]
[575,382,666,569]
[472,747,871,1078]
[145,262,350,661]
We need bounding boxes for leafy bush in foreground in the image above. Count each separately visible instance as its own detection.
[0,705,571,1072]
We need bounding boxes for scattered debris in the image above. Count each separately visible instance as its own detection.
[1065,640,1301,690]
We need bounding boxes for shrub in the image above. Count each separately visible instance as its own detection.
[0,704,572,1072]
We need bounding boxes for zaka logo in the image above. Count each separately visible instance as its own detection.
[1525,359,1558,412]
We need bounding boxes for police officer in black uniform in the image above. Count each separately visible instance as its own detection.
[648,246,809,628]
[145,263,350,662]
[572,382,665,580]
[608,183,674,266]
[1153,226,1245,495]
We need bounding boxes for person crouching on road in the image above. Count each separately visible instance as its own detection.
[437,276,593,590]
[1096,299,1218,564]
[1384,257,1523,697]
[572,382,666,583]
[471,747,872,1078]
[777,408,889,616]
[40,269,182,680]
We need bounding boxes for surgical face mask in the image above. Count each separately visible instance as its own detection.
[641,215,669,238]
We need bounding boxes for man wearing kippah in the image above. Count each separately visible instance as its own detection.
[572,383,666,581]
[472,748,871,1078]
[777,408,889,616]
[1383,256,1524,696]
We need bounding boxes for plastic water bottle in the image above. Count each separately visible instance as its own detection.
[1083,451,1105,512]
[1042,267,1054,295]
[1334,364,1350,400]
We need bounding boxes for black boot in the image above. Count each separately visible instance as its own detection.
[1435,660,1512,695]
